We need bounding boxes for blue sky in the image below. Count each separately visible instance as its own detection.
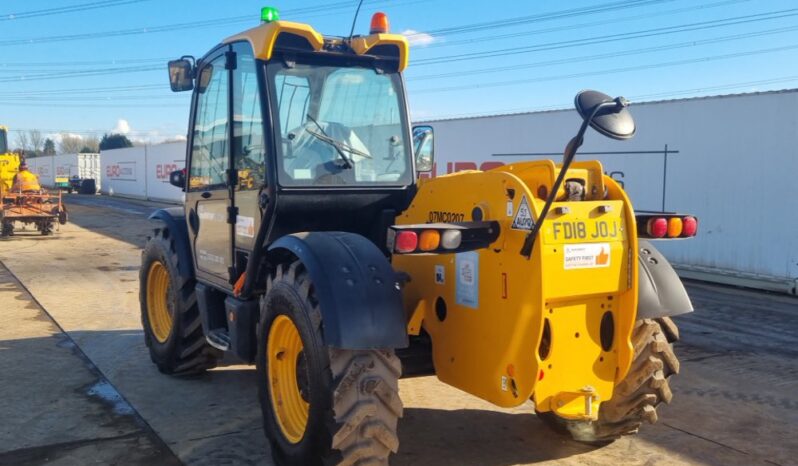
[1,0,797,146]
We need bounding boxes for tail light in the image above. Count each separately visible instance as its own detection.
[388,221,499,254]
[394,231,418,253]
[637,213,698,239]
[682,216,698,237]
[646,218,668,238]
[667,217,682,237]
[418,230,441,251]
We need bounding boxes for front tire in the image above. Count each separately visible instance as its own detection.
[139,227,220,375]
[257,261,403,466]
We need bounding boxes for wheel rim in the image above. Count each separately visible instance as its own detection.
[267,314,310,444]
[146,261,173,344]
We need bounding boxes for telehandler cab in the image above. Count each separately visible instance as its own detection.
[141,7,697,465]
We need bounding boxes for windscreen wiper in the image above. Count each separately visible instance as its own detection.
[305,114,371,166]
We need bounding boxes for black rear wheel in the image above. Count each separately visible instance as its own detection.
[538,317,680,443]
[139,227,220,375]
[257,261,403,466]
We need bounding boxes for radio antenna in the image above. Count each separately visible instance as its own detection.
[348,0,366,41]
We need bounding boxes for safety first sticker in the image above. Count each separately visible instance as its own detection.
[563,243,611,269]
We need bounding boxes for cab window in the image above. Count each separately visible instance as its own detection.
[232,42,266,191]
[268,62,412,187]
[190,55,229,190]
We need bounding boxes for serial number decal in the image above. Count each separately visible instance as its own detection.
[428,211,465,223]
[552,220,620,240]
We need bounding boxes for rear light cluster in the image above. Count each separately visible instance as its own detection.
[388,221,500,255]
[639,214,698,239]
[393,229,462,253]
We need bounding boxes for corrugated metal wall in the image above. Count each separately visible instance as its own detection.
[420,90,798,292]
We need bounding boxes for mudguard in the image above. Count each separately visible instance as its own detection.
[637,239,693,319]
[148,208,194,279]
[268,232,408,350]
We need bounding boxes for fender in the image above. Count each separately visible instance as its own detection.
[268,232,408,350]
[637,239,693,319]
[148,207,194,280]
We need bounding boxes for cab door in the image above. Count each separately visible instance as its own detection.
[186,49,233,284]
[230,41,268,255]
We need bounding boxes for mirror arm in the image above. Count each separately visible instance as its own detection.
[519,99,618,258]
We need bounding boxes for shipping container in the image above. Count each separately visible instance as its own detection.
[100,142,185,203]
[25,153,101,191]
[416,89,798,294]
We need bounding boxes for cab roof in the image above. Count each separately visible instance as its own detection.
[223,20,409,72]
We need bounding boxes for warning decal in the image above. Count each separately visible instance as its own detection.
[511,195,534,230]
[236,215,255,238]
[564,243,611,269]
[455,251,479,308]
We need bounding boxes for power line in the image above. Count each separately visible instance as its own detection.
[1,0,151,21]
[0,57,168,67]
[412,7,798,66]
[0,65,161,83]
[418,76,798,121]
[6,5,791,84]
[408,24,798,81]
[0,84,164,97]
[0,94,185,102]
[420,0,751,49]
[0,102,183,108]
[408,0,675,38]
[412,43,798,94]
[7,128,172,135]
[0,0,420,47]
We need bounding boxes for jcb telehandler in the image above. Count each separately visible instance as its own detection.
[141,7,697,465]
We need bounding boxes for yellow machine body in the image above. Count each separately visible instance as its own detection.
[394,160,639,420]
[0,126,21,191]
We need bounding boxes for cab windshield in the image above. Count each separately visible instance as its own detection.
[267,61,412,187]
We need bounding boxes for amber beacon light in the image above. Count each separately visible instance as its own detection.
[370,12,389,34]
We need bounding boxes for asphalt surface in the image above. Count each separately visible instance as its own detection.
[0,193,796,466]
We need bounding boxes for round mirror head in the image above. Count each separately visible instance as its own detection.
[574,90,636,140]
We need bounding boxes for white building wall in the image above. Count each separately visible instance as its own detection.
[420,90,798,292]
[100,143,186,203]
[101,147,147,199]
[144,142,186,203]
[27,156,54,186]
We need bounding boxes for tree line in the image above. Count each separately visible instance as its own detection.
[12,129,133,157]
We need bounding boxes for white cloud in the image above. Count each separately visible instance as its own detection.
[401,29,435,47]
[111,119,131,135]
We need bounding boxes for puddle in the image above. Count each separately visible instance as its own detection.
[85,380,135,416]
[97,265,139,272]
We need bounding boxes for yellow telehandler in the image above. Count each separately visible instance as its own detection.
[140,7,697,464]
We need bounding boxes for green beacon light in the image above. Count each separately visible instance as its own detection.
[261,6,280,23]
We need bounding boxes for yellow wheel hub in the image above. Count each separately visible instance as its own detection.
[146,261,173,344]
[267,315,309,444]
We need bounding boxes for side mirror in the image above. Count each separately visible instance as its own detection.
[168,58,195,92]
[412,125,434,173]
[169,169,186,189]
[574,90,635,140]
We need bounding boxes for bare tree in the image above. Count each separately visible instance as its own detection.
[59,133,84,154]
[28,129,43,155]
[82,134,100,153]
[16,132,30,154]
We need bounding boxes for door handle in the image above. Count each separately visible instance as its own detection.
[201,191,211,199]
[189,208,199,234]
